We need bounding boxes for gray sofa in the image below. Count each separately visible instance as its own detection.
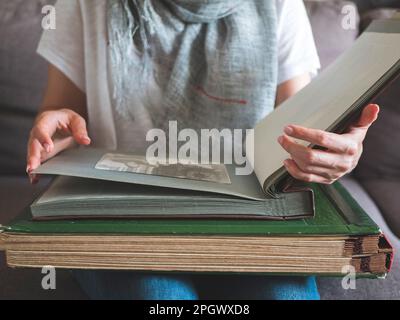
[0,0,399,300]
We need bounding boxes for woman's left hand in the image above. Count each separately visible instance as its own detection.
[278,104,380,184]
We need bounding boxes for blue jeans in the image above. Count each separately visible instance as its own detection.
[72,270,320,300]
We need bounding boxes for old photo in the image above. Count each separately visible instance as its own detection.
[95,153,231,184]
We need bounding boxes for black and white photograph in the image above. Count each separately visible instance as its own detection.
[95,153,232,184]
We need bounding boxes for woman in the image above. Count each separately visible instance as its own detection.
[27,0,379,300]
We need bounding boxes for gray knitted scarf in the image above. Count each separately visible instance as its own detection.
[107,0,278,132]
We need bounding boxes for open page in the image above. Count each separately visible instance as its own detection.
[34,148,267,200]
[248,20,400,191]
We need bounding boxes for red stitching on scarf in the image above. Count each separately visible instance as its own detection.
[193,86,248,105]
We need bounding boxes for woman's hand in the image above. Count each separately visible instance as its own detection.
[278,104,380,184]
[26,108,91,183]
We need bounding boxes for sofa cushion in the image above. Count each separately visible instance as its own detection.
[359,8,398,32]
[0,0,54,174]
[353,0,400,13]
[362,180,400,238]
[305,0,360,69]
[0,176,51,224]
[0,106,36,174]
[354,80,400,181]
[0,0,52,111]
[354,71,400,238]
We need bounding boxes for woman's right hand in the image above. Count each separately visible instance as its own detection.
[26,108,91,183]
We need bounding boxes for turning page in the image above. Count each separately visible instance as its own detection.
[34,148,267,200]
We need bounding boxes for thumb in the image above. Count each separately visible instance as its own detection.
[354,104,380,129]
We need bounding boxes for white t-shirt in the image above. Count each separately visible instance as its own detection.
[37,0,320,150]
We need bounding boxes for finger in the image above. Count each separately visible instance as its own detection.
[283,159,332,184]
[347,104,380,140]
[30,121,56,153]
[37,136,73,163]
[353,104,380,129]
[291,158,344,181]
[283,125,358,155]
[27,138,44,184]
[27,136,76,185]
[27,138,43,172]
[27,137,75,182]
[278,134,353,168]
[30,111,71,153]
[58,120,71,133]
[68,113,91,145]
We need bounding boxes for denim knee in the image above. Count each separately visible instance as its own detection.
[72,270,199,300]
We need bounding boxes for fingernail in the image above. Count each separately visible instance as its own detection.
[43,143,51,153]
[278,136,284,144]
[29,174,39,185]
[284,126,294,135]
[82,136,91,144]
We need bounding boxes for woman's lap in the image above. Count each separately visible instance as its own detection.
[72,270,320,300]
